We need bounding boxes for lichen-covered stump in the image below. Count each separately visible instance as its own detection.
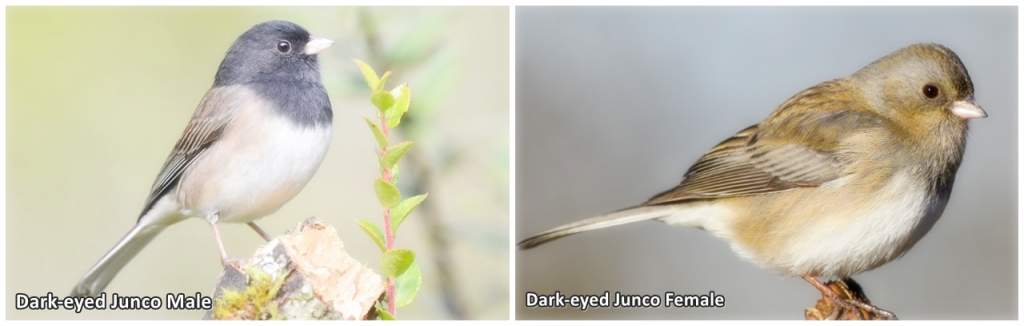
[206,218,385,320]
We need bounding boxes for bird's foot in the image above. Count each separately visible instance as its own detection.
[802,276,897,320]
[838,297,897,320]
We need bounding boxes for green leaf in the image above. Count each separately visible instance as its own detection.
[363,118,388,149]
[395,261,422,308]
[384,107,403,129]
[371,91,395,112]
[382,141,414,169]
[374,179,401,208]
[381,249,415,278]
[393,84,411,114]
[384,85,411,128]
[377,71,392,92]
[353,59,380,91]
[356,219,386,252]
[391,194,428,233]
[375,305,395,320]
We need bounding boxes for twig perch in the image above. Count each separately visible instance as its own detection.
[206,217,385,320]
[804,278,895,320]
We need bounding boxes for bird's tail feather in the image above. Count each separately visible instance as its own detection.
[518,205,679,249]
[70,223,167,297]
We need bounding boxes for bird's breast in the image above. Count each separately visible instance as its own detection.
[177,102,332,223]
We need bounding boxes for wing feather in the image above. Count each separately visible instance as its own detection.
[646,82,884,205]
[137,86,241,219]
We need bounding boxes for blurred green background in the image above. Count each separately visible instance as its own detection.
[7,6,508,319]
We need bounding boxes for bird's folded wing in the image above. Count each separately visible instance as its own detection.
[137,86,242,219]
[645,108,885,205]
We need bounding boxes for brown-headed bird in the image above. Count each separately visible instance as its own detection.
[518,43,987,318]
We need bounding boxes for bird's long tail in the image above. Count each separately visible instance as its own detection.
[70,223,168,297]
[518,205,681,249]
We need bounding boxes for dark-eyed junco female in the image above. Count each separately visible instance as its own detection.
[71,20,335,297]
[519,43,986,318]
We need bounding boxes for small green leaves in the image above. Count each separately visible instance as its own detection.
[354,59,381,91]
[356,60,412,129]
[381,249,415,278]
[374,179,401,208]
[385,85,411,128]
[353,60,427,314]
[382,141,414,170]
[357,219,386,252]
[393,84,411,114]
[364,118,388,148]
[371,91,395,112]
[394,261,422,308]
[392,194,428,233]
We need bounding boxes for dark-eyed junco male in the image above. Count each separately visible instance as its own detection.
[519,43,986,318]
[71,20,335,297]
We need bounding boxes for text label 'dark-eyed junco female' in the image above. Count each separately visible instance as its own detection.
[519,43,986,319]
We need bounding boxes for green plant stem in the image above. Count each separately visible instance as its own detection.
[357,11,466,318]
[379,113,397,317]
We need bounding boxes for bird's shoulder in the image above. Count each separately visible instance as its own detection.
[757,79,891,152]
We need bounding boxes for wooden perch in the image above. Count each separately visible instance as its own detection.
[206,217,385,320]
[804,278,895,320]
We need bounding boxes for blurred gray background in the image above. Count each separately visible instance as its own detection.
[8,7,508,320]
[516,6,1016,320]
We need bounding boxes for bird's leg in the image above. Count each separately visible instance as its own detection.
[802,275,897,320]
[208,221,229,265]
[803,275,835,295]
[247,222,273,242]
[803,275,862,319]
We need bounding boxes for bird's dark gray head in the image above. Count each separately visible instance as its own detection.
[214,20,333,86]
[212,20,334,127]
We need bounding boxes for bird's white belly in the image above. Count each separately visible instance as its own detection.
[777,172,944,278]
[177,108,331,223]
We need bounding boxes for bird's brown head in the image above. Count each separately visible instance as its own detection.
[851,43,986,134]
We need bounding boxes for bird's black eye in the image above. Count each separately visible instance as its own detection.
[276,41,292,53]
[922,84,939,99]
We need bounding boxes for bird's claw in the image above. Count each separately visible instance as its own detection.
[803,276,897,320]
